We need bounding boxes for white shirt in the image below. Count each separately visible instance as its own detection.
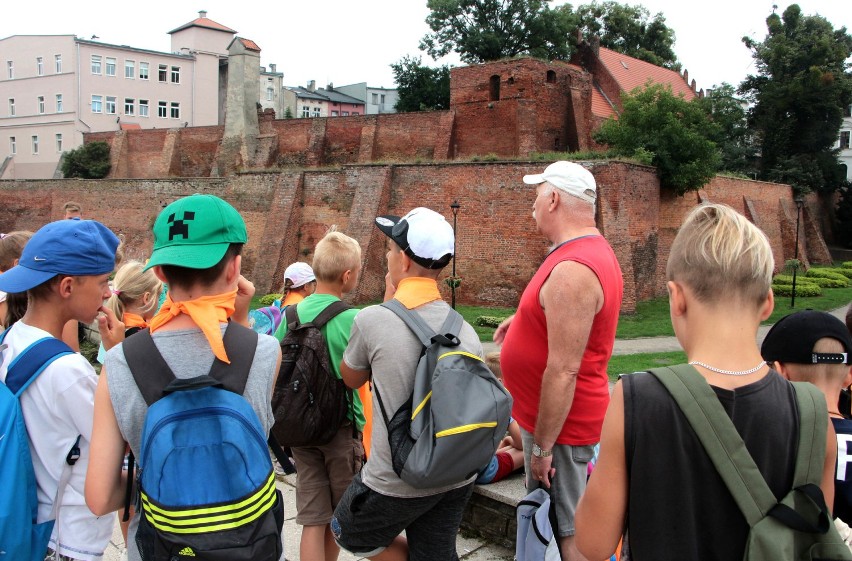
[0,321,113,560]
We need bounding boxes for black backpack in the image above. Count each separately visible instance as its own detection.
[271,301,352,447]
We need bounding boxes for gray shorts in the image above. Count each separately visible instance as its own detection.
[521,426,595,537]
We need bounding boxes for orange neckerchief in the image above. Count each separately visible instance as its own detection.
[394,277,442,309]
[123,312,148,330]
[148,289,237,364]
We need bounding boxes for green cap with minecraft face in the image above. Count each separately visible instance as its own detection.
[145,194,247,270]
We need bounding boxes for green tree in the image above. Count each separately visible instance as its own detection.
[594,83,721,194]
[696,83,756,175]
[420,0,577,64]
[61,141,111,179]
[391,56,452,111]
[283,106,293,119]
[739,4,852,193]
[575,1,679,69]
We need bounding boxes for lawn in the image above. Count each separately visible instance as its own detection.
[606,351,687,380]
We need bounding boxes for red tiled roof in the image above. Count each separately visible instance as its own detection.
[238,38,261,52]
[120,123,141,130]
[598,47,696,100]
[168,17,237,35]
[591,86,616,119]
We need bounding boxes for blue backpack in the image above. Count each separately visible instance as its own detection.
[248,305,284,336]
[0,332,74,561]
[122,323,284,561]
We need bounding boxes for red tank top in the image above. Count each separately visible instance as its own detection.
[501,235,623,445]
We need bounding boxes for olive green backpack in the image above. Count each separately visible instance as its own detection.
[649,365,852,561]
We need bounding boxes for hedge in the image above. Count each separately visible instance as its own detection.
[842,261,852,269]
[804,269,850,284]
[259,293,283,306]
[805,276,849,288]
[772,275,821,288]
[475,316,509,328]
[771,283,822,297]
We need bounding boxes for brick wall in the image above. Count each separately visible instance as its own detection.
[0,163,826,312]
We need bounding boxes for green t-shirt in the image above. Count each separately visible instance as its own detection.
[273,293,365,429]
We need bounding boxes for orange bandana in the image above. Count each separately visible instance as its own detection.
[123,313,148,330]
[394,277,443,309]
[149,289,237,364]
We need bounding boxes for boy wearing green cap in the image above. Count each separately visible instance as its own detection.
[85,194,282,561]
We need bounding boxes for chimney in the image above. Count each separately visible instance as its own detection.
[199,10,207,18]
[269,63,276,73]
[307,80,316,91]
[683,69,689,85]
[327,82,334,90]
[260,66,266,73]
[590,35,600,57]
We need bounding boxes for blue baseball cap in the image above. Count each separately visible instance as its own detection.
[0,219,120,293]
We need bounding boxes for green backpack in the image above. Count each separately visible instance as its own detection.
[649,364,852,561]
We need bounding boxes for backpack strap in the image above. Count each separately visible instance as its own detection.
[381,298,464,346]
[649,365,827,531]
[3,337,74,396]
[124,322,259,406]
[286,300,351,331]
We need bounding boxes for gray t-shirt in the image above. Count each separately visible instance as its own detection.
[343,300,483,498]
[104,325,280,561]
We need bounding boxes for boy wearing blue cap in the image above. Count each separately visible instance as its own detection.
[0,218,120,561]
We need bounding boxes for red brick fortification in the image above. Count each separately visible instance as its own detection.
[0,162,827,313]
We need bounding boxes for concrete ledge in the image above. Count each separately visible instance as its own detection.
[461,472,526,549]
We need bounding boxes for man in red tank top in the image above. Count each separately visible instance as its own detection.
[495,161,623,561]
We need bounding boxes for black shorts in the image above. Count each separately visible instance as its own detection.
[331,472,474,561]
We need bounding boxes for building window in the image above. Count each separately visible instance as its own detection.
[371,93,378,104]
[845,105,852,118]
[170,102,180,119]
[91,95,102,113]
[266,87,274,101]
[546,70,556,83]
[158,64,167,82]
[125,60,135,79]
[489,75,500,101]
[170,66,180,84]
[9,136,15,155]
[841,131,851,150]
[91,55,102,74]
[124,98,134,115]
[331,110,339,116]
[312,107,321,117]
[380,94,386,104]
[37,96,45,114]
[55,54,62,73]
[36,57,44,76]
[106,57,116,76]
[6,60,12,79]
[301,105,310,118]
[56,93,63,113]
[8,98,14,116]
[139,62,149,80]
[105,96,116,114]
[139,99,149,117]
[352,112,359,116]
[56,133,63,152]
[31,135,39,155]
[158,101,167,118]
[341,111,349,116]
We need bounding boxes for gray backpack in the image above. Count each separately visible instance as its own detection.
[373,299,512,489]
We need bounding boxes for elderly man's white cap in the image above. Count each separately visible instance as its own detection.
[523,161,596,204]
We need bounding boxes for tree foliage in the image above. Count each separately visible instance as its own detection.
[575,1,679,69]
[594,83,721,194]
[391,56,452,112]
[738,4,852,193]
[61,141,111,179]
[420,0,577,64]
[696,83,756,175]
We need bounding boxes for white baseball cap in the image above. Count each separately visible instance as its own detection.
[374,207,454,269]
[283,261,315,288]
[523,161,597,204]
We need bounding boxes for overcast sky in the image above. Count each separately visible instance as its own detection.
[2,1,849,93]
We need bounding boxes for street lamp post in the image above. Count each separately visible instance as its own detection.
[450,200,460,309]
[791,196,805,308]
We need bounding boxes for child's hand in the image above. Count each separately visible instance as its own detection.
[98,306,125,351]
[233,275,255,327]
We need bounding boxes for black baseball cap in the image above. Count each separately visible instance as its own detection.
[761,310,852,365]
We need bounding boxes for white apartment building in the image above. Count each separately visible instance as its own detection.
[839,103,852,182]
[336,82,399,114]
[0,11,280,179]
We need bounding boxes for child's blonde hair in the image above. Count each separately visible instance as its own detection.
[667,203,773,307]
[105,260,163,320]
[485,351,502,378]
[789,337,851,386]
[312,228,361,283]
[0,231,33,271]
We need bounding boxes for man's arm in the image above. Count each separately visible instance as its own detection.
[85,367,128,516]
[529,260,603,486]
[340,360,370,389]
